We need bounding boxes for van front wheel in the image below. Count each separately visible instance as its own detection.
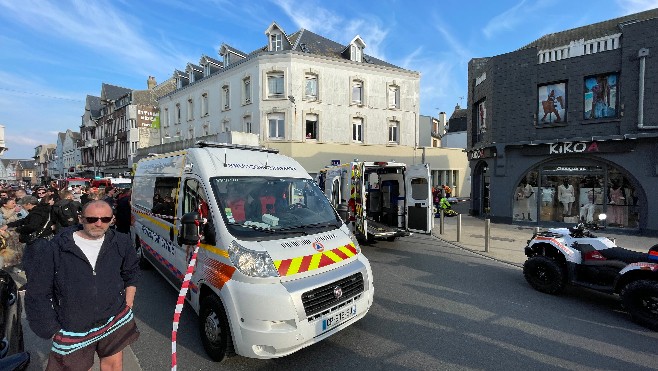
[199,295,233,362]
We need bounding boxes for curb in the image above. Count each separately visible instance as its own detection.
[431,231,524,269]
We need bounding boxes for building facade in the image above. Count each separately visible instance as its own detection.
[152,22,470,196]
[466,9,658,235]
[80,81,158,178]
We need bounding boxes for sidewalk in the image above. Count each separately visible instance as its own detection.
[431,211,658,267]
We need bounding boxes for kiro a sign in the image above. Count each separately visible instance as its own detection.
[549,141,599,154]
[522,140,632,156]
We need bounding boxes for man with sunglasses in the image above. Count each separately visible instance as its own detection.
[25,200,140,371]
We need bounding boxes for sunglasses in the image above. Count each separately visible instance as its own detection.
[83,216,113,223]
[37,191,46,194]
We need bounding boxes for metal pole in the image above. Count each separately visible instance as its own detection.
[484,218,490,252]
[457,213,462,242]
[439,209,444,234]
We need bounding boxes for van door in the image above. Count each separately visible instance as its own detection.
[404,164,433,234]
[326,167,342,208]
[353,162,367,238]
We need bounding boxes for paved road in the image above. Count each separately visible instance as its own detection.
[126,233,658,370]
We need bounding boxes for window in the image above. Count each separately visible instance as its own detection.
[388,121,399,144]
[201,93,208,117]
[268,113,285,139]
[163,108,169,127]
[187,98,193,121]
[352,80,363,105]
[243,77,251,104]
[270,33,282,51]
[305,74,318,100]
[352,117,363,142]
[148,177,180,221]
[244,115,252,133]
[388,85,400,109]
[175,104,181,124]
[538,82,567,124]
[222,119,230,133]
[267,73,284,98]
[584,73,618,120]
[476,100,486,133]
[203,64,210,77]
[350,44,362,62]
[305,114,318,140]
[189,71,195,83]
[222,85,230,111]
[223,53,230,68]
[183,179,214,245]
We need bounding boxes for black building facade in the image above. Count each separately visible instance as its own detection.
[466,9,658,235]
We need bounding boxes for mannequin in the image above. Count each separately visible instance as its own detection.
[608,180,626,226]
[558,179,575,216]
[541,185,555,207]
[516,180,534,221]
[579,189,596,222]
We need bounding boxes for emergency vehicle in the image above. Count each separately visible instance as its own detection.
[317,161,433,242]
[131,141,374,361]
[63,177,91,188]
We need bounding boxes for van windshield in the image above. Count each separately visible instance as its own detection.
[211,177,341,239]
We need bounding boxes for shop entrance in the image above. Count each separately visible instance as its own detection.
[472,161,490,216]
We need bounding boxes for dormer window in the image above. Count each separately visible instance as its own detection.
[270,33,282,51]
[346,36,366,63]
[203,64,210,77]
[176,78,182,89]
[189,71,195,83]
[223,53,230,68]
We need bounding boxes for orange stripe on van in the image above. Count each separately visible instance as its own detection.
[203,257,236,289]
[274,243,357,276]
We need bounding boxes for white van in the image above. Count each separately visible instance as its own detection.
[131,142,374,360]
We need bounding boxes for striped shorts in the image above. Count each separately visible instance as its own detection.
[46,305,139,371]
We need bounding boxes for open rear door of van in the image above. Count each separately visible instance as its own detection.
[352,162,368,240]
[404,164,433,234]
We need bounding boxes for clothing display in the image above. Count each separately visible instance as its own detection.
[608,186,627,226]
[558,183,575,215]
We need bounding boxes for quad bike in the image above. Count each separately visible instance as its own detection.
[523,214,658,330]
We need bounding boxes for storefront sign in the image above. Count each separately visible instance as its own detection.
[523,140,633,156]
[137,105,157,128]
[468,147,497,160]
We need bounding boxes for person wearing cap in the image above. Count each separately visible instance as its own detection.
[0,195,54,271]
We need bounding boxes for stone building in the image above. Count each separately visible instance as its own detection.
[466,9,658,234]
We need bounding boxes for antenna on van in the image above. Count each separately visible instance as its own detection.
[265,152,270,169]
[223,148,227,167]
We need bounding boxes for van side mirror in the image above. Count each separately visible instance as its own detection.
[179,212,202,245]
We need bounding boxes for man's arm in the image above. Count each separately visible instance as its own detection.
[125,286,136,308]
[25,239,61,339]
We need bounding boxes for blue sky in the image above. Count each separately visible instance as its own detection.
[1,0,656,159]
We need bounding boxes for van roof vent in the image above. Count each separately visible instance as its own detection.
[195,140,279,154]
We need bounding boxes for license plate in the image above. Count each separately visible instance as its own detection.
[321,305,357,331]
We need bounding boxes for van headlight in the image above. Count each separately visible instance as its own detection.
[228,241,279,278]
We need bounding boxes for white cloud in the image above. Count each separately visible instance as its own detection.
[482,1,528,39]
[615,0,658,13]
[0,0,183,77]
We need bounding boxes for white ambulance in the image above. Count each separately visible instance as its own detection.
[317,161,433,242]
[131,142,373,361]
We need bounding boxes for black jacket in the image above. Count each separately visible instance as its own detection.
[52,199,82,232]
[6,203,53,243]
[25,226,140,339]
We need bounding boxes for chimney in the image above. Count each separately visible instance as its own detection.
[147,76,157,90]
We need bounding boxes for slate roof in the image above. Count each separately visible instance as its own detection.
[101,83,131,101]
[448,105,468,132]
[86,95,102,118]
[169,23,410,92]
[521,8,658,51]
[200,55,222,66]
[19,160,35,170]
[57,132,66,144]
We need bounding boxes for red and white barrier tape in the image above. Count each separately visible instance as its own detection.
[171,220,200,371]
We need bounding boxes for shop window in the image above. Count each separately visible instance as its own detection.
[516,165,638,228]
[584,73,618,120]
[537,82,567,124]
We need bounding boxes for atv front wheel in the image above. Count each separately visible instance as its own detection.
[523,256,567,294]
[621,280,658,331]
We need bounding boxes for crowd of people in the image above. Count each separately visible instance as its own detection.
[0,182,132,270]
